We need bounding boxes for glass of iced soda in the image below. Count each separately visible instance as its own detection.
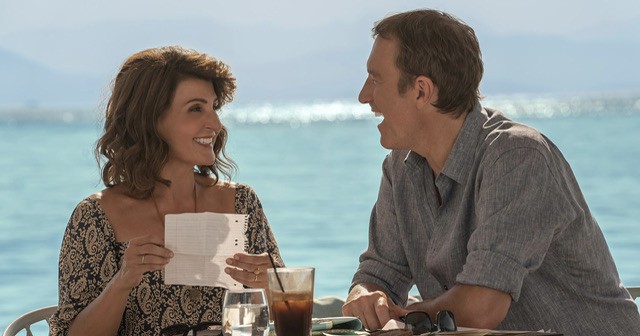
[267,267,315,336]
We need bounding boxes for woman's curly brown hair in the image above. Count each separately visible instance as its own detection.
[95,46,238,199]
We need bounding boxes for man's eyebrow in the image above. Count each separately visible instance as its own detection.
[367,68,380,77]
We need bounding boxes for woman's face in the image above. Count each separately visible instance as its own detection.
[157,77,223,168]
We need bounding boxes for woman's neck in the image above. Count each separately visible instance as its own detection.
[154,164,199,215]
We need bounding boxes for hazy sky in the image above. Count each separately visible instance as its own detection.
[2,0,638,66]
[1,0,639,103]
[1,0,639,37]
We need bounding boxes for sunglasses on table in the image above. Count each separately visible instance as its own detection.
[401,310,456,334]
[161,321,222,336]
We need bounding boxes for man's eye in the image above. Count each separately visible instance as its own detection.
[189,105,203,112]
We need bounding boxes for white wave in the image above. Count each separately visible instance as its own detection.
[221,94,640,123]
[483,93,640,118]
[223,100,372,124]
[2,94,639,124]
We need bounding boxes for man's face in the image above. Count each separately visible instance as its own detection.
[359,37,421,150]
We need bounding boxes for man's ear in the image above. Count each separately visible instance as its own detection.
[415,75,437,108]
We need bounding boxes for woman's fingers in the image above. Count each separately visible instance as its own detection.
[109,235,176,292]
[224,253,271,288]
[225,267,263,282]
[136,244,174,261]
[224,266,268,288]
[129,235,165,247]
[225,252,269,273]
[137,253,172,266]
[116,235,174,289]
[128,235,173,263]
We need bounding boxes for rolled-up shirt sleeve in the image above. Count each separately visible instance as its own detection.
[457,146,577,302]
[351,154,413,306]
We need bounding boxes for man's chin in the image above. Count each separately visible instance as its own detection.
[379,136,395,150]
[380,135,409,151]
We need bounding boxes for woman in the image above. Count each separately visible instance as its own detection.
[49,46,284,335]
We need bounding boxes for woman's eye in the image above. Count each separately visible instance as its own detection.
[189,105,203,112]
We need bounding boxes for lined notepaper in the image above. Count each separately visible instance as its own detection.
[164,212,247,288]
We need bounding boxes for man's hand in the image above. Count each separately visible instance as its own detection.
[342,284,407,330]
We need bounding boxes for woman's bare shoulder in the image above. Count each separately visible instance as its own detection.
[97,185,141,211]
[215,180,240,191]
[197,178,238,213]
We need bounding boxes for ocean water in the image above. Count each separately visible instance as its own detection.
[1,94,639,331]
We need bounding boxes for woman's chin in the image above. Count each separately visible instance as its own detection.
[198,158,217,167]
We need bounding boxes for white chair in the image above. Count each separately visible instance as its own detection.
[3,305,57,336]
[628,286,640,300]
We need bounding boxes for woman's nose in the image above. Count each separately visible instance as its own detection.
[205,109,222,132]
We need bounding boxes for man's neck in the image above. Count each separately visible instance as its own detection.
[412,111,467,176]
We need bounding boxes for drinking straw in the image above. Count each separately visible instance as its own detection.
[267,251,291,310]
[267,250,285,293]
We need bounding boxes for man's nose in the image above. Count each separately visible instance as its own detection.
[358,78,372,104]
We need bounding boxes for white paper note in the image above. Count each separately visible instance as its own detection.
[164,212,247,289]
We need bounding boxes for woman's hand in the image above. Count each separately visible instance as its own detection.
[114,235,173,291]
[224,252,272,290]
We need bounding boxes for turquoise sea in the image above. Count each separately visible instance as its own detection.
[1,94,639,331]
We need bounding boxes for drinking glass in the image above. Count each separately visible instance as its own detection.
[267,267,315,336]
[222,288,269,336]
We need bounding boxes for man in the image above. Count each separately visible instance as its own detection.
[342,9,640,334]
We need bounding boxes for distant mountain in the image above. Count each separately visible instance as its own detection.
[1,17,639,108]
[480,33,640,96]
[231,40,370,103]
[0,47,104,107]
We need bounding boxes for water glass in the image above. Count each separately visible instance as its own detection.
[222,288,270,336]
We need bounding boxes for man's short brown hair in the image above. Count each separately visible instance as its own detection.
[374,9,483,117]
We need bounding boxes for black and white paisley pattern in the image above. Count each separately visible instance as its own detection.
[49,184,283,335]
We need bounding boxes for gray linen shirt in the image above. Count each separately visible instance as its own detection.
[352,105,640,335]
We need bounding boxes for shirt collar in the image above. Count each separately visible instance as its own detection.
[441,103,486,184]
[404,149,425,167]
[403,103,487,184]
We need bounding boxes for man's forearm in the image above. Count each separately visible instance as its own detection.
[406,284,511,329]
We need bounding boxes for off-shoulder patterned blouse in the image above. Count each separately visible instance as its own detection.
[49,184,284,336]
